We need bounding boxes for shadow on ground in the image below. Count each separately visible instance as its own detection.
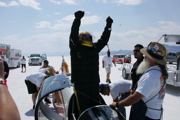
[25,109,34,116]
[166,84,180,96]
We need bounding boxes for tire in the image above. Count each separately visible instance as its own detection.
[122,69,129,79]
[17,63,20,68]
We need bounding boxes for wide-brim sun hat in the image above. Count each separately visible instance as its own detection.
[46,67,55,76]
[140,42,167,65]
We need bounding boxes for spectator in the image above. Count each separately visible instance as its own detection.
[1,56,9,85]
[102,50,116,83]
[110,42,168,120]
[21,56,26,72]
[1,56,7,62]
[69,10,113,118]
[25,67,56,109]
[40,60,59,74]
[39,60,51,70]
[0,59,21,120]
[39,60,53,104]
[131,44,144,91]
[100,80,132,118]
[60,56,69,76]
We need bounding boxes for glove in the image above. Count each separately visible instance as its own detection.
[106,16,113,24]
[74,11,84,19]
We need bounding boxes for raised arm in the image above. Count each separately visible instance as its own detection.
[69,11,84,49]
[95,16,113,52]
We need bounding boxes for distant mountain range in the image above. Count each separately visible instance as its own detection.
[26,44,179,56]
[99,44,180,55]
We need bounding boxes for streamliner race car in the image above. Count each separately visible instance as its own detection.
[34,74,125,120]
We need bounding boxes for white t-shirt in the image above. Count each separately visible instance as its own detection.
[102,55,113,68]
[25,72,46,87]
[110,80,132,100]
[136,66,166,119]
[21,59,26,64]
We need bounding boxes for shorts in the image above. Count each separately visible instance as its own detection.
[25,80,37,94]
[21,64,26,68]
[105,66,111,73]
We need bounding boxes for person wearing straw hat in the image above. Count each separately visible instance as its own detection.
[25,67,56,109]
[110,42,168,120]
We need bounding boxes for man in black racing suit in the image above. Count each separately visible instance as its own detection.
[69,10,113,118]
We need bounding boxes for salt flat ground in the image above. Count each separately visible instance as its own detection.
[7,56,180,120]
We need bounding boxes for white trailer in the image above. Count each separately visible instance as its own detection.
[121,34,180,87]
[0,43,21,68]
[8,49,21,68]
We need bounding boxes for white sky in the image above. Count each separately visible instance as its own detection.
[0,0,180,56]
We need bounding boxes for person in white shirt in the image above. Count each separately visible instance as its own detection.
[102,50,116,83]
[100,80,132,118]
[21,56,26,72]
[110,42,168,120]
[25,67,56,109]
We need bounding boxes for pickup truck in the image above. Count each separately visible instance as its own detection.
[28,54,47,66]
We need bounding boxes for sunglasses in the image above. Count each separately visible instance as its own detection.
[133,49,140,52]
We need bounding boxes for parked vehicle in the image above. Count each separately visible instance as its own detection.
[8,49,21,67]
[113,54,131,64]
[28,54,42,66]
[122,34,180,87]
[166,52,178,64]
[35,74,125,120]
[122,63,133,79]
[0,43,21,68]
[41,54,47,61]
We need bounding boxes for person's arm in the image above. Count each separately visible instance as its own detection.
[0,59,21,120]
[95,16,113,52]
[112,59,116,67]
[113,97,118,102]
[36,87,40,91]
[102,60,105,68]
[3,61,9,79]
[110,92,144,107]
[69,11,84,49]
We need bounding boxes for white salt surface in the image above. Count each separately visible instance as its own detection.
[7,56,180,120]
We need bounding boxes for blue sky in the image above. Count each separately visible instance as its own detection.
[0,0,180,56]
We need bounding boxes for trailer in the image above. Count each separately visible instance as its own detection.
[0,43,21,68]
[8,49,21,68]
[122,34,180,87]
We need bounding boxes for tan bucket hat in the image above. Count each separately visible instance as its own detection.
[140,42,168,65]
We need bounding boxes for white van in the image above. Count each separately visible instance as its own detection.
[8,49,21,67]
[0,43,21,68]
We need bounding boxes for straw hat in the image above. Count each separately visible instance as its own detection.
[140,42,167,65]
[46,67,55,76]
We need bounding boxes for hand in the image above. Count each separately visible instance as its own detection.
[109,102,117,107]
[106,16,113,24]
[74,11,84,19]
